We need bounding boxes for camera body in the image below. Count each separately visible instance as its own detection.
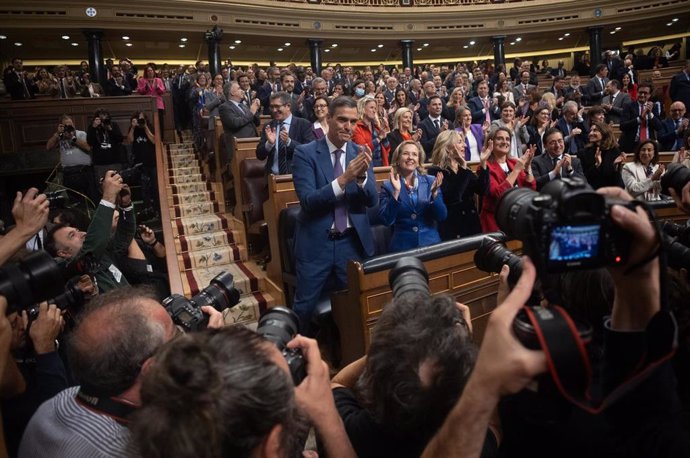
[162,271,240,332]
[137,118,146,127]
[496,177,632,272]
[44,191,67,208]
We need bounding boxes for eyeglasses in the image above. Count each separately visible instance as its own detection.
[269,104,287,110]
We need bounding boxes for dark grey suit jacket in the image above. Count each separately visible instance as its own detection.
[531,152,585,191]
[218,100,260,139]
[602,92,631,124]
[255,116,315,175]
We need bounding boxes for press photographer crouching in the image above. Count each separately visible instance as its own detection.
[423,180,690,457]
[46,171,134,293]
[17,285,225,458]
[330,258,489,458]
[130,306,358,458]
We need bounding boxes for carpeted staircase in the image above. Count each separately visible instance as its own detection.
[164,137,275,327]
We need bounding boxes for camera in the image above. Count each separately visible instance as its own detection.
[661,163,690,197]
[474,236,523,286]
[256,306,306,385]
[102,117,111,125]
[44,190,67,209]
[26,276,87,324]
[512,307,593,350]
[59,124,75,139]
[661,221,690,274]
[496,177,633,272]
[162,271,240,332]
[118,163,143,185]
[137,118,146,126]
[661,220,690,247]
[389,256,430,300]
[0,251,93,316]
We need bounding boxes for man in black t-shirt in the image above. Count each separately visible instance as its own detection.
[127,112,159,213]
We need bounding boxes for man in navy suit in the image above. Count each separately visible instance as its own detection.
[468,81,500,125]
[256,92,315,176]
[658,101,688,151]
[419,95,449,156]
[531,128,585,191]
[291,96,378,332]
[620,82,664,154]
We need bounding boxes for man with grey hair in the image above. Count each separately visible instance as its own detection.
[300,77,328,122]
[556,100,588,154]
[218,80,261,164]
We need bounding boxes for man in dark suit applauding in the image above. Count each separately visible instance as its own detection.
[469,81,500,125]
[419,95,449,156]
[619,82,664,153]
[601,79,631,124]
[291,96,378,333]
[219,81,261,163]
[256,92,314,176]
[531,128,585,190]
[584,64,609,106]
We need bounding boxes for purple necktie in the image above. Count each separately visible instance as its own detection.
[333,149,347,232]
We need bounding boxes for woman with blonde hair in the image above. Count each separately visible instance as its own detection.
[378,140,447,252]
[443,87,467,124]
[387,107,422,164]
[353,95,391,166]
[428,130,490,239]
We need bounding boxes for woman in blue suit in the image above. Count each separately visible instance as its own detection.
[379,140,447,252]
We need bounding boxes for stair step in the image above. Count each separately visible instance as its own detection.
[168,190,222,208]
[172,201,221,218]
[169,182,214,194]
[171,213,234,236]
[182,261,268,297]
[178,244,248,269]
[223,291,275,326]
[176,230,240,252]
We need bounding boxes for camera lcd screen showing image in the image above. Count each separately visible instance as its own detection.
[549,224,600,263]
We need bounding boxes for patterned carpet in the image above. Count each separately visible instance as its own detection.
[165,137,274,327]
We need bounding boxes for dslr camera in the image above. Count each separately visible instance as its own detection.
[388,256,430,299]
[162,271,240,332]
[256,307,306,385]
[496,177,634,272]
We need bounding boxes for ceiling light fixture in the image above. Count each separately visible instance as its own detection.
[417,48,422,51]
[564,33,570,37]
[14,42,22,46]
[180,37,188,42]
[510,42,516,45]
[672,18,679,22]
[71,42,79,47]
[234,39,242,44]
[324,48,331,53]
[377,44,384,48]
[610,31,616,34]
[615,27,622,31]
[277,48,284,51]
[423,43,429,47]
[667,22,673,26]
[558,37,564,41]
[463,45,469,49]
[0,35,7,40]
[125,43,133,47]
[469,40,476,45]
[122,35,130,40]
[179,44,186,48]
[515,37,522,42]
[62,35,70,40]
[331,43,338,47]
[229,45,236,49]
[285,42,291,46]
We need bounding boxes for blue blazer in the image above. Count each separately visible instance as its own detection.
[292,138,378,258]
[468,96,500,124]
[378,174,447,252]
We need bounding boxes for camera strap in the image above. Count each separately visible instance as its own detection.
[75,388,137,426]
[523,304,677,415]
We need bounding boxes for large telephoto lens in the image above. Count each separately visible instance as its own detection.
[256,306,300,349]
[389,257,430,299]
[495,187,540,241]
[661,163,690,197]
[474,237,523,286]
[0,251,64,314]
[191,271,240,312]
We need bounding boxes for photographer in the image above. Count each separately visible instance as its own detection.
[113,224,169,300]
[45,171,134,292]
[126,111,159,215]
[2,302,68,456]
[0,188,49,266]
[88,109,125,182]
[18,286,224,458]
[45,115,98,205]
[423,189,690,457]
[131,326,356,458]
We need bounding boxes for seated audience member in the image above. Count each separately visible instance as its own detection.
[528,104,556,156]
[480,128,536,232]
[88,108,126,182]
[379,141,446,252]
[428,130,489,239]
[18,287,223,458]
[46,172,134,292]
[619,82,664,154]
[353,96,391,167]
[579,121,626,189]
[531,128,585,191]
[455,106,489,161]
[565,74,585,105]
[557,100,588,154]
[127,112,159,214]
[332,294,492,458]
[301,77,329,122]
[387,88,413,127]
[621,139,665,201]
[131,327,356,458]
[257,91,315,176]
[659,102,689,151]
[489,102,530,158]
[46,114,98,204]
[601,79,631,125]
[104,64,132,96]
[671,131,690,168]
[423,189,690,458]
[418,95,449,157]
[79,73,104,98]
[469,81,500,125]
[388,107,423,161]
[311,95,330,139]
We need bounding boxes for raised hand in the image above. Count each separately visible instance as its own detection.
[595,147,602,167]
[12,188,49,238]
[430,171,444,198]
[482,120,491,133]
[481,139,494,161]
[652,164,665,180]
[389,167,402,196]
[279,127,289,144]
[413,129,423,142]
[265,125,277,144]
[613,152,627,167]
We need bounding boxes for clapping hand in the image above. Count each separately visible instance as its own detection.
[279,126,290,144]
[482,120,491,133]
[652,164,665,180]
[265,125,277,144]
[594,147,602,167]
[413,129,423,142]
[430,171,444,199]
[481,139,494,162]
[613,152,627,168]
[389,167,401,197]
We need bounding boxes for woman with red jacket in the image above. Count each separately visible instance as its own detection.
[352,95,391,166]
[479,127,536,232]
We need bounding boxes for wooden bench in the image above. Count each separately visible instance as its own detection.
[331,235,523,365]
[230,137,262,220]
